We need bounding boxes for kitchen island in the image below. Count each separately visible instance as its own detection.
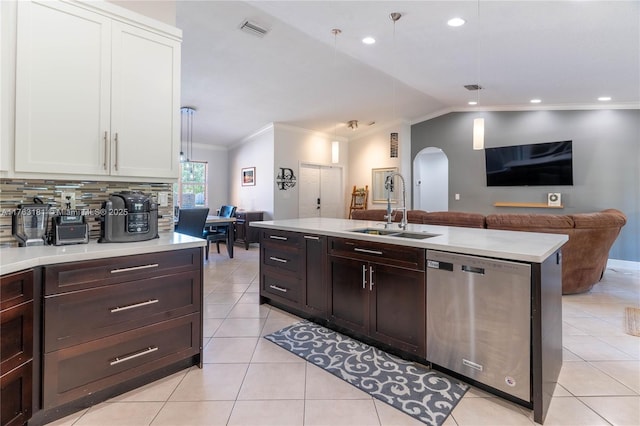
[252,217,567,424]
[0,233,206,426]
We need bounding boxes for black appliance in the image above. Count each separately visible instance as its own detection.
[98,191,159,243]
[485,140,573,186]
[51,215,89,245]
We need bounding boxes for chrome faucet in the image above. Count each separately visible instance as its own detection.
[384,172,407,230]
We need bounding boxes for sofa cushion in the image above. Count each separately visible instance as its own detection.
[486,213,574,230]
[571,209,627,228]
[421,211,486,228]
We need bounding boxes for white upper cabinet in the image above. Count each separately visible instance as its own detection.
[14,0,181,179]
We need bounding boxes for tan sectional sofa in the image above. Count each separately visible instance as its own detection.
[351,208,627,294]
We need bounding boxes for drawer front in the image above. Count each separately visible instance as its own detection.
[43,313,199,409]
[262,245,302,274]
[328,237,425,271]
[260,229,302,248]
[0,361,32,426]
[0,301,33,375]
[261,270,301,304]
[44,248,201,295]
[0,269,34,311]
[44,270,201,352]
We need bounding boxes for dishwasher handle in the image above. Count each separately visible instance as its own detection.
[462,265,485,275]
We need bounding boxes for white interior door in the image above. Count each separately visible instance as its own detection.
[299,164,343,218]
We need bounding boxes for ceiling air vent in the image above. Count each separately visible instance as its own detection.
[240,20,269,38]
[464,84,483,91]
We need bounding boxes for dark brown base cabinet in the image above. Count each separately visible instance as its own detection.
[1,269,37,426]
[258,228,562,424]
[0,247,203,426]
[235,211,264,250]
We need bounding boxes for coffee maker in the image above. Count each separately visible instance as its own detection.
[98,191,159,243]
[12,201,51,246]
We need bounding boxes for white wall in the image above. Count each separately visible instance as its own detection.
[273,123,348,219]
[228,125,275,219]
[347,120,411,210]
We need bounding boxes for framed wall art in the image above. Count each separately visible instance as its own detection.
[242,167,255,186]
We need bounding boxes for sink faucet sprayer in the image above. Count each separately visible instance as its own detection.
[384,172,407,230]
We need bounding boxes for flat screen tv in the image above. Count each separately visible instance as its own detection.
[485,140,573,186]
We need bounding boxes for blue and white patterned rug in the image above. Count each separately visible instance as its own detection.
[264,321,469,426]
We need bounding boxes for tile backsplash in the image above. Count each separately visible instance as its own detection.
[0,179,175,247]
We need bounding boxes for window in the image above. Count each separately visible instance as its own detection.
[175,161,208,208]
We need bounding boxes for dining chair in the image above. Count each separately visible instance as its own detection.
[205,205,237,259]
[175,208,210,252]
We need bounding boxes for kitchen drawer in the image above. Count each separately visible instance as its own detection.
[43,312,199,409]
[262,245,302,274]
[328,237,425,271]
[44,248,201,295]
[0,361,32,426]
[261,270,301,304]
[0,269,34,311]
[44,270,201,352]
[260,229,303,249]
[0,301,33,375]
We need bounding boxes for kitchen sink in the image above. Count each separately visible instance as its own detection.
[349,228,439,240]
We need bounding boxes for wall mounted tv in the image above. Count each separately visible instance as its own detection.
[485,140,573,186]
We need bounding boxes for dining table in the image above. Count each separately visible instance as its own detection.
[205,215,237,258]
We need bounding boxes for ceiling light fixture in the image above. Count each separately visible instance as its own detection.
[598,96,612,101]
[331,28,341,164]
[472,1,484,150]
[362,36,376,45]
[390,12,401,158]
[447,17,466,27]
[348,120,358,130]
[180,106,196,177]
[530,99,542,104]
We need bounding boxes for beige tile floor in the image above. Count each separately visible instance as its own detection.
[49,246,640,426]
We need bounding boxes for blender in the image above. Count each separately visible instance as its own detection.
[12,199,51,246]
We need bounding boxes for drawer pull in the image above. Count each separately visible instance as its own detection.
[110,299,159,313]
[304,235,320,240]
[354,248,383,255]
[269,256,288,263]
[269,235,288,241]
[110,346,158,366]
[110,263,159,274]
[269,284,288,293]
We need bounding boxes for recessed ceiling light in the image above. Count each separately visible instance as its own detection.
[447,17,466,27]
[530,99,542,104]
[598,96,612,101]
[468,101,478,105]
[362,37,376,45]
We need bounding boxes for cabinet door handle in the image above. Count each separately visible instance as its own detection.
[269,235,288,241]
[110,263,159,274]
[110,299,159,313]
[103,131,108,170]
[354,248,383,256]
[362,264,367,289]
[369,266,374,291]
[269,256,288,263]
[110,346,158,366]
[269,284,288,293]
[304,235,319,240]
[114,132,119,170]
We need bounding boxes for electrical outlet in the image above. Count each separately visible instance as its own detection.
[455,193,460,200]
[158,192,169,207]
[60,192,76,210]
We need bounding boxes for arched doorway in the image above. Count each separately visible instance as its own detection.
[413,147,449,212]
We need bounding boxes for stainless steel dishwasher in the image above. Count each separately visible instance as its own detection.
[426,250,531,402]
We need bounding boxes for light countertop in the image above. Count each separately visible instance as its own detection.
[0,232,206,276]
[251,217,568,263]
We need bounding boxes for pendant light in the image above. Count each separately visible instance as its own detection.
[331,28,341,164]
[181,107,196,178]
[389,12,401,158]
[472,0,485,150]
